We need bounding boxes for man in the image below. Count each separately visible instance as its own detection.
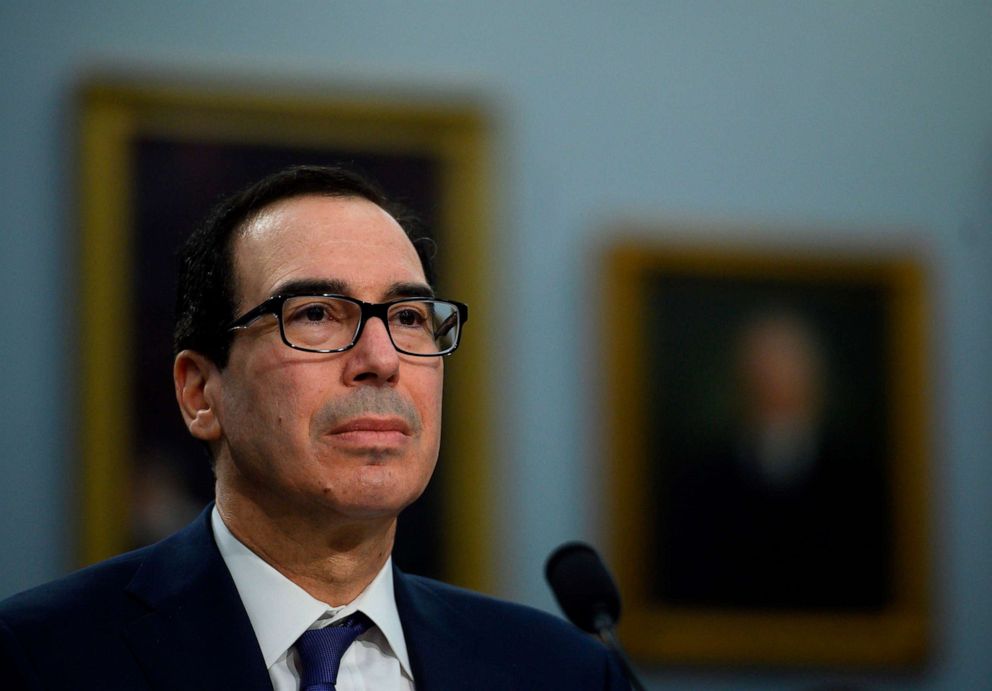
[0,165,628,689]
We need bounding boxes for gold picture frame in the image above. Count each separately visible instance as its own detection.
[77,77,494,591]
[604,236,930,667]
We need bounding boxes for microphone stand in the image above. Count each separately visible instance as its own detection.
[594,613,648,691]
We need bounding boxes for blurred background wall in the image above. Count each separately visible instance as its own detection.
[1,2,989,689]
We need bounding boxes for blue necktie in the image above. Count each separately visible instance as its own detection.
[295,613,373,691]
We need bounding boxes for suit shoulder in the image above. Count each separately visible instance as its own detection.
[402,574,551,618]
[396,573,628,689]
[400,573,605,652]
[0,544,153,628]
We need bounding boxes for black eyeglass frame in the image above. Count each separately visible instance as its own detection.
[226,293,469,357]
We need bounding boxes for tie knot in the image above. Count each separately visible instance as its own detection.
[295,612,373,691]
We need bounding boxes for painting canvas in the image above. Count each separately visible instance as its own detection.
[605,239,930,666]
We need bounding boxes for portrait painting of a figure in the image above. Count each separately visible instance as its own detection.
[605,241,929,667]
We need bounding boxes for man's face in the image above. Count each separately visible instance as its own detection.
[736,315,822,423]
[210,195,443,522]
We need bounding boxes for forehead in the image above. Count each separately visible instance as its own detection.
[231,195,426,305]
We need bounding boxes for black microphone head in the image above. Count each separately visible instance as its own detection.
[545,541,621,633]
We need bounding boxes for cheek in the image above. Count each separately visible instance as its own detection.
[220,361,316,453]
[420,373,445,465]
[418,366,445,432]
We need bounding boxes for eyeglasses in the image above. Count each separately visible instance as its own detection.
[227,294,468,356]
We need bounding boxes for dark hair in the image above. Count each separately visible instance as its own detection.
[173,164,435,367]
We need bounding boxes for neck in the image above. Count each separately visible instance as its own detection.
[215,486,396,606]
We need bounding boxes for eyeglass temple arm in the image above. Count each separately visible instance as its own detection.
[435,312,459,338]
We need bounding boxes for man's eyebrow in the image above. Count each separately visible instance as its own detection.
[270,278,347,297]
[268,279,434,300]
[384,282,435,300]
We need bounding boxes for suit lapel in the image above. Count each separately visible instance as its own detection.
[122,506,272,691]
[393,568,514,691]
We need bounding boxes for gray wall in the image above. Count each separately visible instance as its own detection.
[2,2,990,688]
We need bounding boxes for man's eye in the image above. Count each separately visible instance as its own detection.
[302,305,328,322]
[287,303,338,324]
[392,307,427,327]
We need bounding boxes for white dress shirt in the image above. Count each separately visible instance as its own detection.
[211,507,415,691]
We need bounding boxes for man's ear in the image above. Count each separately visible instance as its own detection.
[174,350,223,442]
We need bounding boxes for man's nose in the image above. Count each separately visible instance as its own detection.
[343,316,401,384]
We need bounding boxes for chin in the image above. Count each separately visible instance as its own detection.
[326,482,426,518]
[331,497,415,523]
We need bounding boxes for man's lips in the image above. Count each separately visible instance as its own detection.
[331,417,412,434]
[327,417,413,445]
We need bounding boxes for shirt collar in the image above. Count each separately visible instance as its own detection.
[211,506,412,679]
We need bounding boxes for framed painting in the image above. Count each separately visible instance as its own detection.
[77,77,494,591]
[604,236,930,667]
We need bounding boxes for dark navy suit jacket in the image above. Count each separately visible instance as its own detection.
[0,507,627,690]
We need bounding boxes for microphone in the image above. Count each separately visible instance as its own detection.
[545,542,647,691]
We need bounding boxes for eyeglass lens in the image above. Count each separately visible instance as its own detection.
[281,296,460,354]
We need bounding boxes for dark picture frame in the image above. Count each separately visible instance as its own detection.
[604,237,931,667]
[77,78,495,591]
